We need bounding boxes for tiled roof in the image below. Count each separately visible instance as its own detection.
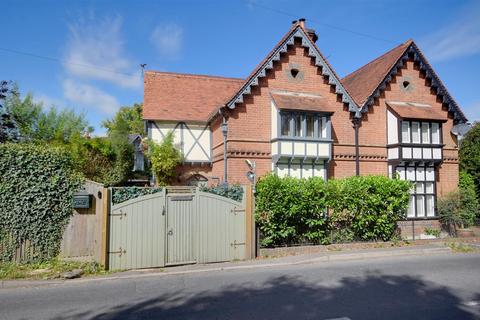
[386,101,448,122]
[270,91,336,113]
[342,40,412,106]
[143,71,243,122]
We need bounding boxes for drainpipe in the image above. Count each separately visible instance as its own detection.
[221,114,229,185]
[352,117,361,176]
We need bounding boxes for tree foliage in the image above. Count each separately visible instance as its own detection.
[102,103,143,135]
[459,122,480,197]
[4,88,91,143]
[146,132,182,186]
[0,81,19,142]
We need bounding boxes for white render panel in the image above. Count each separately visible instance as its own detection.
[396,166,406,180]
[306,143,317,156]
[281,141,292,154]
[403,147,412,158]
[412,147,422,159]
[272,141,330,159]
[388,147,399,159]
[294,142,304,155]
[432,148,442,159]
[277,163,288,177]
[417,166,425,181]
[318,143,329,158]
[290,163,301,178]
[426,167,435,181]
[303,165,313,179]
[407,167,415,181]
[271,101,279,140]
[387,110,398,144]
[150,121,211,162]
[422,148,432,159]
[313,164,325,179]
[271,142,278,156]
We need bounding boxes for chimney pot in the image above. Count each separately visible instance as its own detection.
[292,20,298,25]
[299,18,306,28]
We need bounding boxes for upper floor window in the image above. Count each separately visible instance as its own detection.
[280,111,329,139]
[401,121,441,145]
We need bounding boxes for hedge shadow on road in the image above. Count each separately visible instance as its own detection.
[58,272,476,320]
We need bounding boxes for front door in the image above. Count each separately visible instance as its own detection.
[166,194,195,265]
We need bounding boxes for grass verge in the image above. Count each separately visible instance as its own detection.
[0,258,112,280]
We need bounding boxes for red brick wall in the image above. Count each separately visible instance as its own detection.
[175,46,459,200]
[213,39,353,184]
[373,59,459,197]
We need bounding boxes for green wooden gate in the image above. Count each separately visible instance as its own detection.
[108,188,249,270]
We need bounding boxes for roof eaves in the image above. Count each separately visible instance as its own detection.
[355,40,467,123]
[212,24,360,122]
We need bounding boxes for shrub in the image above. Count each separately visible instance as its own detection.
[200,184,244,202]
[459,171,480,223]
[146,132,182,186]
[0,143,83,262]
[255,174,329,247]
[459,122,480,197]
[327,175,411,241]
[112,187,163,205]
[438,177,478,235]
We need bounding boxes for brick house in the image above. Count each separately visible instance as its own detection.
[143,19,467,236]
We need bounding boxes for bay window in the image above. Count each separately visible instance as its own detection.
[280,111,329,139]
[401,120,442,145]
[396,165,436,218]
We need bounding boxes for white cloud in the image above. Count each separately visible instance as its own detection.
[422,3,480,62]
[64,15,142,89]
[150,23,183,57]
[32,94,66,110]
[62,79,119,116]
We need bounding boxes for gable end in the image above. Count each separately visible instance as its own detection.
[361,43,467,123]
[225,26,360,117]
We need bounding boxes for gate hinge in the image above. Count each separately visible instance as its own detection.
[231,208,245,215]
[111,210,127,219]
[230,240,245,248]
[109,247,126,256]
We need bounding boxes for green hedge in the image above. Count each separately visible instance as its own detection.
[112,187,163,205]
[255,175,329,246]
[255,174,412,247]
[327,175,411,241]
[0,143,83,261]
[200,184,244,202]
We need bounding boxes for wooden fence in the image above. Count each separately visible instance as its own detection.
[60,180,107,262]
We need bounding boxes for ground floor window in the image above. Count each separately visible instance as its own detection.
[275,160,326,180]
[186,174,208,187]
[394,164,436,218]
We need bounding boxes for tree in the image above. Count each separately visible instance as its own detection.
[147,132,182,186]
[102,103,144,135]
[5,88,91,143]
[0,81,19,142]
[459,122,480,197]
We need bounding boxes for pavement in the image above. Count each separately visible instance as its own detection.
[0,242,455,290]
[1,249,479,320]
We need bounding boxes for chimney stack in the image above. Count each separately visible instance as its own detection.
[298,18,306,29]
[295,18,318,43]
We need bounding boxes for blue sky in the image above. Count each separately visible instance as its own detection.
[2,0,479,134]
